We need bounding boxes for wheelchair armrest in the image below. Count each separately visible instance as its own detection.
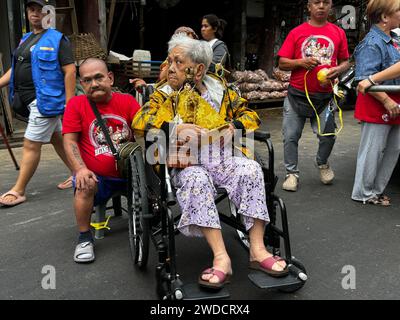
[254,130,271,141]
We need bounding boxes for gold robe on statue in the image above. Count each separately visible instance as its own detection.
[132,73,261,133]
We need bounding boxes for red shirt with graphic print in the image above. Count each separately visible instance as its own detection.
[62,93,140,178]
[278,22,349,94]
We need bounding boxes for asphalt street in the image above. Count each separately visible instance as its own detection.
[0,109,399,300]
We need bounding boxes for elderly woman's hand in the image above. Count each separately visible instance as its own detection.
[357,79,373,95]
[176,123,204,144]
[383,97,400,119]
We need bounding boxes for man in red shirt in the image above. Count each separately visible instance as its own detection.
[278,0,350,192]
[63,58,140,263]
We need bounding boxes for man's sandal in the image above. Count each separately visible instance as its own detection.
[74,242,95,263]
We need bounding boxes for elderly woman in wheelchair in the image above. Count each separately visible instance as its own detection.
[132,34,288,290]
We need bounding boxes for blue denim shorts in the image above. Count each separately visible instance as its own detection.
[73,175,127,206]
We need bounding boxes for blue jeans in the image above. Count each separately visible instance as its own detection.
[282,97,336,175]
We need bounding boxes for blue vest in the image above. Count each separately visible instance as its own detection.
[10,29,66,116]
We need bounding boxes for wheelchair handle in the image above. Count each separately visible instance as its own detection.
[366,85,400,93]
[253,130,271,141]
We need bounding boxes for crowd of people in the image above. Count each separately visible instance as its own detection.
[0,0,399,290]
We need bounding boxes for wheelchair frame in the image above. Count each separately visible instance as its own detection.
[127,130,307,300]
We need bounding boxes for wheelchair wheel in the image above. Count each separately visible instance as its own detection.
[128,148,150,270]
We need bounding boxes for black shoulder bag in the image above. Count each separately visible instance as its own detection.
[87,98,140,178]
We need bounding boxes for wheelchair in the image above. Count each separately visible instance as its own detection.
[125,126,308,300]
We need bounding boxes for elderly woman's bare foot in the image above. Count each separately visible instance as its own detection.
[249,245,286,272]
[201,253,232,284]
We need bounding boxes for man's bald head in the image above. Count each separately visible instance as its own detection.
[79,58,108,75]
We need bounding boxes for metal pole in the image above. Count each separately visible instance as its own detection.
[139,0,146,49]
[367,85,400,93]
[0,121,20,171]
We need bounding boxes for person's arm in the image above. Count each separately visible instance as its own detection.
[62,64,76,104]
[278,57,320,71]
[327,28,351,79]
[326,59,350,80]
[0,69,11,89]
[370,62,400,84]
[369,92,400,119]
[63,132,98,190]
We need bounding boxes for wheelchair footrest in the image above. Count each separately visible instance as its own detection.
[182,283,230,300]
[248,271,303,290]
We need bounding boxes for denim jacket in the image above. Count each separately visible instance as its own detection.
[354,25,400,85]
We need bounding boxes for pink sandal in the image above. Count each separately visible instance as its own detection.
[0,190,26,207]
[198,268,232,289]
[249,256,289,277]
[57,176,73,190]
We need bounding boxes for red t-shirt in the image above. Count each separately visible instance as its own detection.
[62,93,141,178]
[278,22,349,94]
[355,93,400,125]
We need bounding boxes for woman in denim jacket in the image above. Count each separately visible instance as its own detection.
[352,0,400,206]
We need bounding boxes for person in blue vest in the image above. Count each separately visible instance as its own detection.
[0,0,76,207]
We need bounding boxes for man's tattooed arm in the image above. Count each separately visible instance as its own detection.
[63,133,86,172]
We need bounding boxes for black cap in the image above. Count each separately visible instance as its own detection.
[26,0,56,7]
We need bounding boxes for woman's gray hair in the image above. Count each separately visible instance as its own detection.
[168,33,213,73]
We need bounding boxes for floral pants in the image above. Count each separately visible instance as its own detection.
[172,156,270,237]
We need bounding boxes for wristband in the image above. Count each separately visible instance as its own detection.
[368,75,377,86]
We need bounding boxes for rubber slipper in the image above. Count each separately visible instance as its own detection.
[198,267,232,290]
[0,190,26,207]
[249,256,289,278]
[57,176,73,190]
[74,242,95,263]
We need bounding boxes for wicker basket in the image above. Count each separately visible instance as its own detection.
[68,33,107,62]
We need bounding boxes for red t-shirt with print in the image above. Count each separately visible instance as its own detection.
[62,93,140,178]
[278,22,350,94]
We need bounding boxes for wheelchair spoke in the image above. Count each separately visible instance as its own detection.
[128,148,150,270]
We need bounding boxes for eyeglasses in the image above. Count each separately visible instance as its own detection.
[80,74,106,86]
